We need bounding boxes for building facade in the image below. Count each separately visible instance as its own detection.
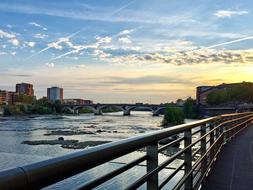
[0,90,8,105]
[0,90,19,105]
[16,83,34,96]
[47,87,63,101]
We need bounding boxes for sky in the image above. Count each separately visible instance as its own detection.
[0,0,253,103]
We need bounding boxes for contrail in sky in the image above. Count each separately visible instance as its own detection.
[110,0,136,17]
[205,35,253,49]
[188,35,253,53]
[49,0,137,61]
[26,30,82,60]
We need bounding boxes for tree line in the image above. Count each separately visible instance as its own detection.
[207,82,253,105]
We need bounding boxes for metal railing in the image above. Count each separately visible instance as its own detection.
[0,112,253,190]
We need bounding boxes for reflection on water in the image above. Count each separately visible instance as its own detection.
[0,112,193,189]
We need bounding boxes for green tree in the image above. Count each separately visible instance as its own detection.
[52,100,62,114]
[207,82,253,105]
[17,94,34,104]
[162,107,185,127]
[183,97,198,118]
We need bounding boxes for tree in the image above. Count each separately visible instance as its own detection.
[206,82,253,105]
[17,94,34,104]
[183,97,198,118]
[162,107,185,127]
[52,100,62,114]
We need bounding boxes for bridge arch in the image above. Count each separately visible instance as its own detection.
[99,105,125,112]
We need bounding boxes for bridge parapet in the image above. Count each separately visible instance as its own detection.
[0,112,252,190]
[61,103,170,116]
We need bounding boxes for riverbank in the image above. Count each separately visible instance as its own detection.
[1,104,121,116]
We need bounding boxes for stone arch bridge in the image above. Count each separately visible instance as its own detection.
[61,104,182,116]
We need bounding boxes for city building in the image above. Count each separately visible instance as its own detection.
[0,90,8,105]
[62,99,93,105]
[7,91,19,105]
[0,90,19,105]
[196,82,244,105]
[16,83,34,96]
[47,87,63,101]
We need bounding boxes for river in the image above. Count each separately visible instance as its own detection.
[0,112,194,189]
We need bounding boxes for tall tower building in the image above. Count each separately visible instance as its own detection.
[16,83,34,96]
[47,87,63,101]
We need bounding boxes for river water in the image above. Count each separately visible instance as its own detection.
[0,112,193,189]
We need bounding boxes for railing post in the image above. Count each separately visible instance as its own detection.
[147,143,158,190]
[209,122,215,161]
[201,124,207,182]
[220,118,227,144]
[184,129,192,190]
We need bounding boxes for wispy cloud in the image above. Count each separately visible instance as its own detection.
[45,62,55,68]
[214,10,248,18]
[0,29,20,47]
[118,36,132,44]
[0,2,192,25]
[0,73,32,77]
[0,29,15,38]
[26,30,82,60]
[117,29,135,37]
[103,75,196,85]
[28,22,47,30]
[28,22,41,27]
[48,1,138,62]
[0,51,7,56]
[109,0,136,17]
[24,41,36,48]
[34,33,48,39]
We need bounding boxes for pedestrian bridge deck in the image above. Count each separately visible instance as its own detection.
[203,123,253,190]
[1,113,253,190]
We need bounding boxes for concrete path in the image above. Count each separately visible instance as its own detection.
[202,125,253,190]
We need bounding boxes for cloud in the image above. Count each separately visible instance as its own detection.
[0,2,193,25]
[50,35,113,61]
[104,75,195,85]
[110,0,136,17]
[0,29,16,38]
[48,41,63,50]
[45,62,55,68]
[118,36,132,44]
[102,48,253,66]
[28,22,42,27]
[10,51,16,56]
[95,36,112,44]
[0,73,33,77]
[26,30,81,60]
[25,41,36,47]
[0,29,20,46]
[0,51,16,56]
[117,29,135,36]
[91,49,111,58]
[28,22,48,30]
[214,10,248,18]
[34,33,48,39]
[9,38,19,46]
[0,51,7,56]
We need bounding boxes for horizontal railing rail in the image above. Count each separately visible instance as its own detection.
[0,112,252,190]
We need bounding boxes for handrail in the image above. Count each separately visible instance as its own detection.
[0,112,252,190]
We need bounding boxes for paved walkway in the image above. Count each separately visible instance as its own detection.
[202,125,253,190]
